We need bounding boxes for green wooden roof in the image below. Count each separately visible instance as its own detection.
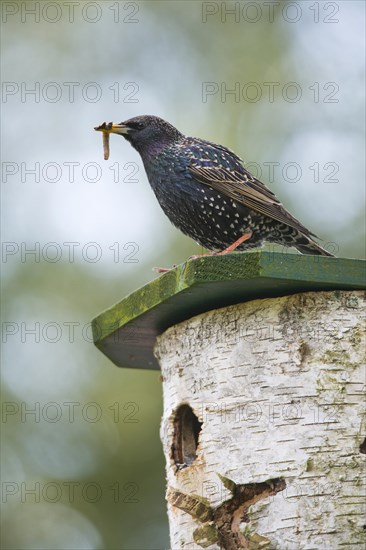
[92,252,366,370]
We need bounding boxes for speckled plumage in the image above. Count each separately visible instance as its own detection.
[101,115,333,256]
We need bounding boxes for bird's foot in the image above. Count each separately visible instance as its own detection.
[154,232,253,272]
[152,264,177,273]
[188,253,214,260]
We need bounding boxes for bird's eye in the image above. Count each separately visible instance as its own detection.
[131,122,144,130]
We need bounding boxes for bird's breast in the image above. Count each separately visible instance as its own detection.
[142,151,191,201]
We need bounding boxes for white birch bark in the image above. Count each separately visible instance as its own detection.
[155,290,366,549]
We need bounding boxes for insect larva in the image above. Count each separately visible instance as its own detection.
[103,131,110,161]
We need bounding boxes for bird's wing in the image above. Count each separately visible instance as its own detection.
[188,143,318,239]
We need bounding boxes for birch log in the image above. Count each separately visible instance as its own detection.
[155,290,366,550]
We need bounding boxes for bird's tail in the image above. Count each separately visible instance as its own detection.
[295,235,334,257]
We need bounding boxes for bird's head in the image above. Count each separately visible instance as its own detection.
[95,115,183,155]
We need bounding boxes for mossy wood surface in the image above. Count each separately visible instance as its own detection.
[92,252,366,370]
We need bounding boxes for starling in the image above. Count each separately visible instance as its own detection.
[95,116,333,257]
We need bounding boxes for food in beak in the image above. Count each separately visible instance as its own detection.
[94,122,112,161]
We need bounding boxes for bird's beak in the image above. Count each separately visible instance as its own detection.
[94,122,130,135]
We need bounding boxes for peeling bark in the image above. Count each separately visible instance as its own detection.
[155,290,366,549]
[167,476,285,548]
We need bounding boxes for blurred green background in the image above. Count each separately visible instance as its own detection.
[1,1,365,548]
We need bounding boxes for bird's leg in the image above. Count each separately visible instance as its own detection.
[189,232,252,260]
[214,231,252,255]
